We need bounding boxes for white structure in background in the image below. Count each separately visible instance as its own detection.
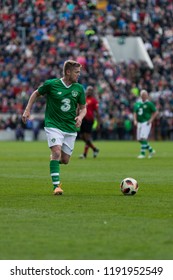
[0,129,46,141]
[103,35,154,69]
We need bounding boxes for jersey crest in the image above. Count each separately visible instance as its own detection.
[71,90,78,97]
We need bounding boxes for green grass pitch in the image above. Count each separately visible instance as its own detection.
[0,140,173,260]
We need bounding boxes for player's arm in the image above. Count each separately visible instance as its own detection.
[76,104,80,116]
[148,110,158,125]
[133,112,138,126]
[75,104,87,128]
[22,89,41,124]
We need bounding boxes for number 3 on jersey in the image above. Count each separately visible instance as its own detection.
[61,98,71,112]
[138,107,143,115]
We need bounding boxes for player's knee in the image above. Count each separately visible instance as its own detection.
[51,151,61,160]
[86,139,91,145]
[61,158,69,164]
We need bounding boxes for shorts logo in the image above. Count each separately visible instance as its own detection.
[51,138,56,143]
[71,90,78,97]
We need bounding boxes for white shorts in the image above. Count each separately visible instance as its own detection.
[44,127,77,156]
[137,121,151,140]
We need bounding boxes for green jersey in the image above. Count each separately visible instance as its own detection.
[38,78,86,133]
[134,100,157,123]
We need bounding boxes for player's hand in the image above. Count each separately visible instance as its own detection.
[75,116,82,128]
[22,109,30,124]
[134,120,137,126]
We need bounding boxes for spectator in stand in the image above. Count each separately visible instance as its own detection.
[15,124,24,141]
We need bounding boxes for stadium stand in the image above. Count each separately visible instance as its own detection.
[0,0,172,140]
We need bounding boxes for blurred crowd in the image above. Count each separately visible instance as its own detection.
[0,0,173,140]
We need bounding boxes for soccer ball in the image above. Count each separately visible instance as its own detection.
[120,177,139,195]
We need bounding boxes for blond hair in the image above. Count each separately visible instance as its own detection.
[63,60,81,75]
[140,89,148,95]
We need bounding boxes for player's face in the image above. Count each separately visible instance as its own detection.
[86,86,93,96]
[141,92,148,101]
[69,67,81,83]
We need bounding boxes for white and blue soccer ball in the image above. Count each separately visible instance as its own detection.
[120,177,139,195]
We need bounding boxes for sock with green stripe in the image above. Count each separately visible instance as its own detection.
[147,143,153,153]
[140,140,148,156]
[50,160,60,190]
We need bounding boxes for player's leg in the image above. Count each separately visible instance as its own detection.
[79,119,90,158]
[53,131,76,194]
[50,145,63,194]
[147,140,156,158]
[81,133,99,158]
[138,140,148,158]
[142,123,156,158]
[148,148,156,158]
[137,122,155,158]
[61,132,77,164]
[81,120,99,158]
[79,132,89,158]
[86,137,99,158]
[137,123,145,158]
[44,127,64,194]
[138,140,155,158]
[137,123,148,158]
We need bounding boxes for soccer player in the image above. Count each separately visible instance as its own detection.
[79,85,100,159]
[133,89,158,158]
[22,60,86,195]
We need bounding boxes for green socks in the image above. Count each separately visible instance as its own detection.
[50,160,60,190]
[140,140,153,155]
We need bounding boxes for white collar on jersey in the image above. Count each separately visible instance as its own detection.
[61,78,72,88]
